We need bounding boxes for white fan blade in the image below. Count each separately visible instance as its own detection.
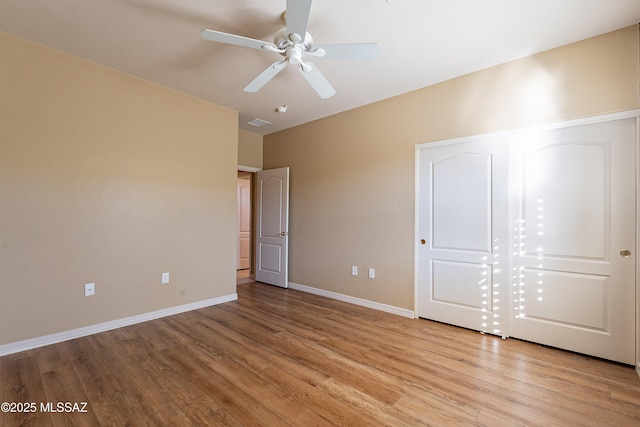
[315,43,381,60]
[201,29,277,51]
[299,62,335,99]
[244,61,287,92]
[286,0,312,40]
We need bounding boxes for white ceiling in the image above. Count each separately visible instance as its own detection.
[1,0,639,135]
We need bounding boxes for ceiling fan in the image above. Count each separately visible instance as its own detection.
[200,0,381,99]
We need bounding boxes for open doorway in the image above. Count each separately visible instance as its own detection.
[237,170,252,280]
[236,167,290,287]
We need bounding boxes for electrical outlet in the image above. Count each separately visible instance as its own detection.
[351,266,358,276]
[368,268,375,279]
[162,272,170,284]
[84,283,95,296]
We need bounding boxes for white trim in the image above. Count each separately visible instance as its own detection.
[417,109,640,149]
[0,293,238,356]
[414,146,421,317]
[238,165,261,173]
[288,282,415,319]
[636,115,640,376]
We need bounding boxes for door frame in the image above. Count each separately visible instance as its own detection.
[238,165,261,279]
[636,115,640,375]
[414,109,640,368]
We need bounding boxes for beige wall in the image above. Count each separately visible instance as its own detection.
[263,25,640,311]
[0,32,238,345]
[238,129,263,170]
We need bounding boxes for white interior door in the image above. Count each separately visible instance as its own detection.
[509,118,636,364]
[417,137,510,336]
[255,167,289,288]
[237,176,251,270]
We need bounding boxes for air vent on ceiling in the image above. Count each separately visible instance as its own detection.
[246,118,271,127]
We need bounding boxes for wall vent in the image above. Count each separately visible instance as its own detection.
[246,118,271,127]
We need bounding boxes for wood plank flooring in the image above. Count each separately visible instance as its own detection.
[3,279,640,426]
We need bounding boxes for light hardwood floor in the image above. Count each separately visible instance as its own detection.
[3,279,640,426]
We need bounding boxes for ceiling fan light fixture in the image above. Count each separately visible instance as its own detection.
[200,0,379,99]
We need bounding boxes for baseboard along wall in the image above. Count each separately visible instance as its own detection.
[2,283,414,356]
[288,282,415,319]
[0,293,238,356]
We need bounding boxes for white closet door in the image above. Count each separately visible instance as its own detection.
[509,118,636,364]
[417,116,636,364]
[417,137,510,336]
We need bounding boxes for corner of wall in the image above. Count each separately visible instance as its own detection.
[238,129,264,170]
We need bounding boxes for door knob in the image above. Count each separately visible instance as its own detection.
[279,231,287,237]
[620,249,631,258]
[420,239,426,245]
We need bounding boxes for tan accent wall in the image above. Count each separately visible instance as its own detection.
[0,32,238,344]
[238,129,263,170]
[263,25,640,311]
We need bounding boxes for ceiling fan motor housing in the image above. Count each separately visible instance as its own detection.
[275,28,313,50]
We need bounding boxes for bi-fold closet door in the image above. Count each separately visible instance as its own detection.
[417,115,636,364]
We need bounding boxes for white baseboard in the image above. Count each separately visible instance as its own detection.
[0,293,238,356]
[288,282,415,319]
